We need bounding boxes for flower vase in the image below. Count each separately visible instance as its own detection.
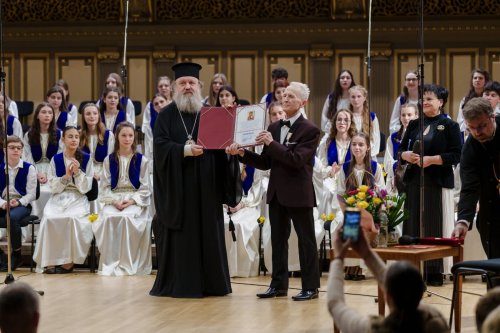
[388,229,400,246]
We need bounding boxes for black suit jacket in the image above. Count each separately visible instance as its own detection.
[241,115,320,207]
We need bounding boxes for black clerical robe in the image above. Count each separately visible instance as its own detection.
[150,102,240,298]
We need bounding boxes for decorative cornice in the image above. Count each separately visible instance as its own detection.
[309,48,334,59]
[370,44,393,58]
[97,51,120,60]
[152,50,176,60]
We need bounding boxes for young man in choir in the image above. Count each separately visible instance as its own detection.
[227,82,321,301]
[150,62,241,298]
[0,136,37,271]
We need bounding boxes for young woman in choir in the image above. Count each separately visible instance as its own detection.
[337,132,385,280]
[46,85,76,131]
[321,69,356,133]
[33,126,94,274]
[389,70,419,133]
[384,103,418,194]
[54,79,78,121]
[0,94,23,142]
[96,73,135,126]
[80,103,115,180]
[0,91,19,118]
[142,94,169,160]
[456,68,490,135]
[203,73,227,106]
[272,79,289,104]
[349,85,380,159]
[316,109,357,216]
[92,122,151,276]
[23,103,63,218]
[215,85,239,108]
[99,87,128,133]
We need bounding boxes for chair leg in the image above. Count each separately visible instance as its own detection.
[30,223,35,273]
[449,272,459,328]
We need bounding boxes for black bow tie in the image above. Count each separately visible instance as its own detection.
[280,119,291,128]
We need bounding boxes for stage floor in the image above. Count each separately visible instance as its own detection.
[0,269,484,332]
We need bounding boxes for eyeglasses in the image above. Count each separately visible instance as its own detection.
[406,78,418,82]
[7,146,23,151]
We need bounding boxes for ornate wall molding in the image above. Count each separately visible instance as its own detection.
[152,50,176,61]
[97,51,120,61]
[309,45,334,59]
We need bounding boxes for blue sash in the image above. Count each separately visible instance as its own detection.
[241,165,255,196]
[30,130,61,163]
[327,140,352,166]
[370,112,376,121]
[56,111,69,131]
[109,153,142,190]
[0,161,31,196]
[100,110,127,132]
[149,104,158,131]
[54,152,90,177]
[343,160,378,180]
[6,115,15,135]
[82,130,110,163]
[390,131,401,163]
[265,93,273,108]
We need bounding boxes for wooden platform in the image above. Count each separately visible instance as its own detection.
[0,268,485,333]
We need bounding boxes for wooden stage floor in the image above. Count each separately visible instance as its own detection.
[0,269,485,332]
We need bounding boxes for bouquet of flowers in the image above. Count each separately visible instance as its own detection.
[343,185,383,223]
[383,192,409,232]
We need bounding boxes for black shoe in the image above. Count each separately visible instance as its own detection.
[44,266,57,274]
[351,274,366,281]
[56,265,74,274]
[256,287,288,298]
[0,251,23,272]
[292,289,319,301]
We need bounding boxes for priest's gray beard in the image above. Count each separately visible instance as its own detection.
[173,90,204,114]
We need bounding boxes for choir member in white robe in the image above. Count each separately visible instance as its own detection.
[46,86,77,131]
[142,93,170,160]
[336,133,385,279]
[349,85,381,159]
[33,126,94,273]
[93,122,152,276]
[383,104,418,195]
[99,87,131,133]
[0,95,23,139]
[96,73,136,128]
[22,103,63,221]
[54,79,79,124]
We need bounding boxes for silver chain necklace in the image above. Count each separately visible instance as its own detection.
[177,109,199,145]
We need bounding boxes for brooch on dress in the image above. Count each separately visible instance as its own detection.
[437,125,445,131]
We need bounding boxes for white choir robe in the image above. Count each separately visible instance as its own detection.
[33,155,94,271]
[352,113,381,159]
[223,166,266,278]
[96,98,136,128]
[92,155,152,276]
[22,132,64,221]
[383,135,398,196]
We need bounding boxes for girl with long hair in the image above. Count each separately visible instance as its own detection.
[321,70,356,133]
[456,68,490,135]
[46,85,76,131]
[142,93,169,160]
[92,122,151,276]
[33,126,94,274]
[349,85,381,159]
[54,79,78,121]
[96,73,136,127]
[100,87,129,132]
[389,70,419,133]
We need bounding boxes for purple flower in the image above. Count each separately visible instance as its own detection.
[348,189,359,196]
[380,189,388,198]
[367,189,375,196]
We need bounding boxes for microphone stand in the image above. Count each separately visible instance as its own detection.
[120,0,130,99]
[417,0,425,243]
[0,0,43,296]
[366,0,373,150]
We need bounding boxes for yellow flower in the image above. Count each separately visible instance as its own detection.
[358,185,369,193]
[88,214,99,223]
[258,216,265,224]
[373,197,382,206]
[357,201,369,209]
[328,213,335,221]
[346,196,356,205]
[356,192,366,200]
[320,213,327,221]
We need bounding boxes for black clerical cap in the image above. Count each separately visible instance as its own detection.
[172,62,202,80]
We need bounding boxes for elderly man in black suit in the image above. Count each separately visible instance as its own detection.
[227,81,320,301]
[453,97,500,258]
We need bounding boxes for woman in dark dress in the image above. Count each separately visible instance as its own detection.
[399,84,462,286]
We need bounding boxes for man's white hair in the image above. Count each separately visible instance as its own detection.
[288,82,310,100]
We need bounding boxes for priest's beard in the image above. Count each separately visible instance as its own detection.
[173,90,203,114]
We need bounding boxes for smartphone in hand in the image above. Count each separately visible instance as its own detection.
[342,207,361,242]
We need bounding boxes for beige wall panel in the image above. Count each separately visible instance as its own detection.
[178,53,221,99]
[3,55,14,98]
[393,50,439,100]
[57,57,95,108]
[447,50,478,119]
[228,54,256,103]
[486,49,500,80]
[336,51,365,87]
[22,57,48,104]
[128,57,149,105]
[263,52,307,92]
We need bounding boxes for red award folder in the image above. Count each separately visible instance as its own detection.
[197,106,236,149]
[197,104,267,149]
